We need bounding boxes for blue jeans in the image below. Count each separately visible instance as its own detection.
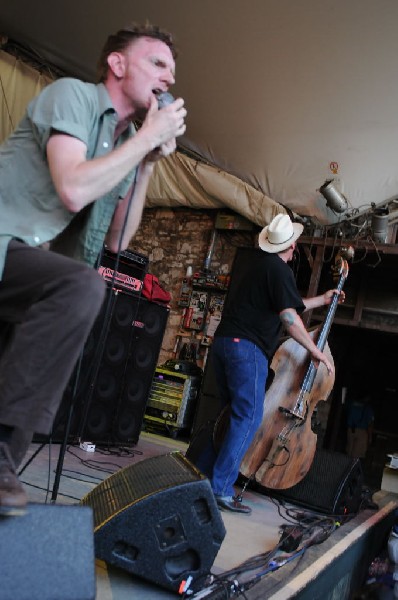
[196,336,268,498]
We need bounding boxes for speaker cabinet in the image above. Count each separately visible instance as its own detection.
[50,287,169,445]
[80,451,226,593]
[0,504,95,600]
[79,288,169,443]
[191,248,264,438]
[191,346,222,438]
[267,449,364,515]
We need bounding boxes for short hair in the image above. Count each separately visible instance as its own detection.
[97,23,177,82]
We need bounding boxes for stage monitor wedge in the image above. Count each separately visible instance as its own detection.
[80,451,226,593]
[267,449,364,516]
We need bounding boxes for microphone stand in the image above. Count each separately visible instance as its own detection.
[50,357,83,502]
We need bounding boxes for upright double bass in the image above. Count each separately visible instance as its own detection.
[239,249,351,490]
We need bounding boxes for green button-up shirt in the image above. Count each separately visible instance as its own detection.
[0,78,136,279]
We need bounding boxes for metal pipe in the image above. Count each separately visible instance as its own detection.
[203,229,217,272]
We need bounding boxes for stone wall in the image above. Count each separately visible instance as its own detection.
[128,206,335,447]
[129,207,258,365]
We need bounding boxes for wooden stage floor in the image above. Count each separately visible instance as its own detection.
[6,431,398,600]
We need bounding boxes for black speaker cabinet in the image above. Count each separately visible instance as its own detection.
[267,448,364,516]
[191,346,222,438]
[80,451,226,593]
[46,287,169,445]
[0,504,95,600]
[191,248,265,438]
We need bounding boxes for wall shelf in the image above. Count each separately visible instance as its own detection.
[298,237,398,333]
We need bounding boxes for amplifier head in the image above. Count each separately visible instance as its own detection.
[98,247,149,294]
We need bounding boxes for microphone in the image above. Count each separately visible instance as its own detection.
[157,91,175,109]
[154,92,176,152]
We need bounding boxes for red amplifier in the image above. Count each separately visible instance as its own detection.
[98,247,149,295]
[98,266,143,293]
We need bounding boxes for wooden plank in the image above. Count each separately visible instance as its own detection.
[300,236,398,255]
[266,500,398,600]
[302,245,324,328]
[352,270,366,324]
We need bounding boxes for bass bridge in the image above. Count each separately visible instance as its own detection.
[278,406,305,420]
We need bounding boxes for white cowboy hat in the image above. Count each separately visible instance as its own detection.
[258,214,304,253]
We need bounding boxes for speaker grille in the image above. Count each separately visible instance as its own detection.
[268,449,364,515]
[81,452,204,530]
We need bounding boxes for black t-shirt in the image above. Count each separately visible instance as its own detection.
[215,252,305,359]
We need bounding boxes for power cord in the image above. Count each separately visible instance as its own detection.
[183,501,340,598]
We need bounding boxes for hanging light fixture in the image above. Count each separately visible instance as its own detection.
[371,205,389,243]
[319,179,348,214]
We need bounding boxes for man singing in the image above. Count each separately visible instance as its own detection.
[0,23,186,515]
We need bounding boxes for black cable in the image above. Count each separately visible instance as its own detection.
[66,445,123,474]
[55,470,104,486]
[94,444,143,458]
[18,480,81,502]
[60,468,104,482]
[187,499,341,599]
[0,71,14,130]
